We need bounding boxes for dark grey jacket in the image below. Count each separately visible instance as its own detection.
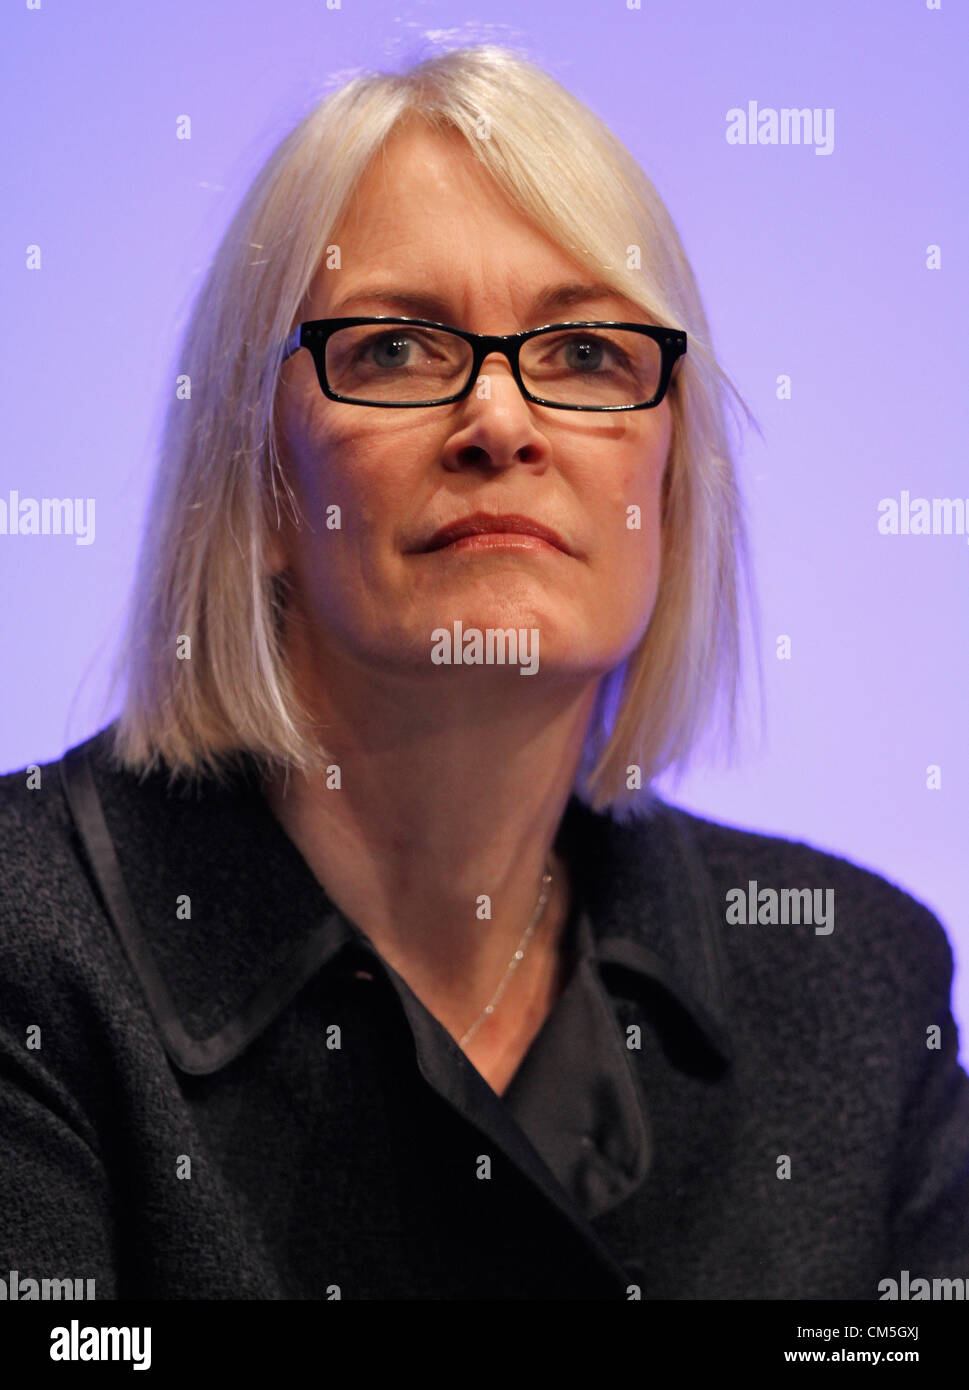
[1,725,967,1299]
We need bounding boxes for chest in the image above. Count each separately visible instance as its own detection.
[459,1007,553,1096]
[421,939,573,1097]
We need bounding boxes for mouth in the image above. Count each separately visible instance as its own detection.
[417,512,572,555]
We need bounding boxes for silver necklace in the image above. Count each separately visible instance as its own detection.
[458,861,554,1050]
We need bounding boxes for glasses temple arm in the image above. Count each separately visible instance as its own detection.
[280,326,303,362]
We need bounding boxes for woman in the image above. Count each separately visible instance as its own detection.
[1,45,966,1301]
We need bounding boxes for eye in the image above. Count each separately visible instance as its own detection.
[531,329,634,374]
[564,336,609,370]
[362,331,417,368]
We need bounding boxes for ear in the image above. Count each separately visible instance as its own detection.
[264,416,293,577]
[262,489,289,576]
[264,528,288,577]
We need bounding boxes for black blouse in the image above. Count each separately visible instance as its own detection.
[354,882,653,1223]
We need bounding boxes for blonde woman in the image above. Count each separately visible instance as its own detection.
[1,45,966,1301]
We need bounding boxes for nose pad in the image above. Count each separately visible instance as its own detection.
[471,350,522,402]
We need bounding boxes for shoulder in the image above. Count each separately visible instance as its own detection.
[0,744,87,937]
[0,737,140,1153]
[0,732,145,1042]
[660,799,955,1008]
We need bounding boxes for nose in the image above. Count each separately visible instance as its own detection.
[442,346,549,473]
[470,347,524,401]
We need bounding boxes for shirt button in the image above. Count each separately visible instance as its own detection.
[352,969,374,981]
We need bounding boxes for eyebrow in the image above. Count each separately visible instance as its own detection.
[329,281,633,323]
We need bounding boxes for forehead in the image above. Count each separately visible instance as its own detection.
[337,122,528,231]
[310,123,633,320]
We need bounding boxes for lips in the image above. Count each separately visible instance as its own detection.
[419,512,571,554]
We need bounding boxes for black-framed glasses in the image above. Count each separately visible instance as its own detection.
[280,316,687,411]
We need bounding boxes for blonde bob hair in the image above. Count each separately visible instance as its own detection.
[104,43,760,820]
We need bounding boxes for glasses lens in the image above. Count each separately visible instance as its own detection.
[521,326,662,407]
[325,323,473,403]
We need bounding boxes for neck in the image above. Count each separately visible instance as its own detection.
[261,632,600,1027]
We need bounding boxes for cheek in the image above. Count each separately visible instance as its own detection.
[602,440,668,611]
[279,401,370,545]
[638,414,672,526]
[614,438,667,547]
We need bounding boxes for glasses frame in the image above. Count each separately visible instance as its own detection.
[280,315,687,411]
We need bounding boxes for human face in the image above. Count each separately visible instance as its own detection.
[269,122,674,691]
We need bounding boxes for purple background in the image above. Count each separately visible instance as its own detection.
[2,1,967,1056]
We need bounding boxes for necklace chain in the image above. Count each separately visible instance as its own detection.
[458,861,553,1051]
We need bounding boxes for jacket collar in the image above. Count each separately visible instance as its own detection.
[59,724,732,1077]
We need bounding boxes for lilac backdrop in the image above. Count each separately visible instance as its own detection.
[2,0,966,1056]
